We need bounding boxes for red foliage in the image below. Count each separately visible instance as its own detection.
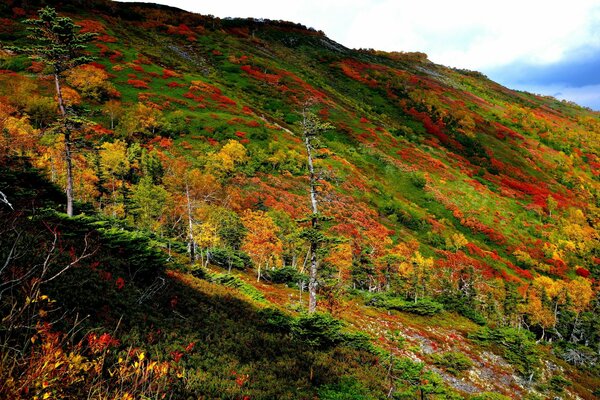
[162,69,181,79]
[158,137,173,148]
[12,7,26,18]
[27,61,45,73]
[460,217,507,245]
[338,59,380,87]
[109,50,123,63]
[493,122,524,140]
[546,258,568,279]
[185,342,196,352]
[96,34,117,43]
[505,261,533,280]
[576,267,590,278]
[167,24,196,41]
[127,79,149,89]
[88,61,106,70]
[241,64,281,85]
[465,242,486,258]
[171,351,184,363]
[77,19,106,34]
[115,277,125,290]
[132,65,144,72]
[87,332,120,353]
[0,18,14,34]
[210,93,237,106]
[167,81,185,88]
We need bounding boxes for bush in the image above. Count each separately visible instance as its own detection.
[263,266,308,285]
[431,352,473,375]
[318,377,372,400]
[471,327,540,379]
[409,171,427,189]
[291,312,345,348]
[549,375,572,393]
[372,296,444,316]
[208,247,251,270]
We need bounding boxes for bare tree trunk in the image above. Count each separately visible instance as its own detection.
[54,73,74,217]
[304,125,319,314]
[185,183,196,263]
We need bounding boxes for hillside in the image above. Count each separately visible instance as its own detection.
[0,1,599,399]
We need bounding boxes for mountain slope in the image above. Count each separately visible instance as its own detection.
[0,1,599,399]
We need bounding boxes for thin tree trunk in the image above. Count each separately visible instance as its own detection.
[54,73,74,217]
[304,128,318,314]
[185,183,195,263]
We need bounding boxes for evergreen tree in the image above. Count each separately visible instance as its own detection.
[10,7,96,216]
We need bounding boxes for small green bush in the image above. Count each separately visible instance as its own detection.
[549,375,571,393]
[318,377,373,400]
[409,171,427,189]
[208,247,251,270]
[378,297,444,316]
[471,327,540,379]
[431,351,473,375]
[263,266,308,285]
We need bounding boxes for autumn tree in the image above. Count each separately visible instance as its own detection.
[101,100,123,130]
[99,140,129,217]
[10,7,96,216]
[241,210,283,282]
[130,176,168,231]
[205,139,248,178]
[163,161,221,263]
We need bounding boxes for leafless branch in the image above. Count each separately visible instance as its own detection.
[0,190,12,210]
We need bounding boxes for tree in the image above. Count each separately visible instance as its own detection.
[99,140,129,217]
[130,176,168,231]
[10,7,96,216]
[163,161,221,263]
[241,210,283,282]
[300,105,333,313]
[101,100,123,130]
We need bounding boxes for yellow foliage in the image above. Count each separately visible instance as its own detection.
[206,139,248,176]
[445,233,468,251]
[567,277,593,314]
[241,210,283,274]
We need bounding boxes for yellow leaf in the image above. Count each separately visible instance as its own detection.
[138,352,145,361]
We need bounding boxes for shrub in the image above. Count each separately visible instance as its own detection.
[372,296,444,316]
[409,171,427,189]
[431,352,473,375]
[549,375,572,393]
[263,266,308,285]
[471,327,540,379]
[208,247,251,270]
[291,312,345,348]
[318,377,372,400]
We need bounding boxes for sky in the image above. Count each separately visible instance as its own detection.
[117,0,600,110]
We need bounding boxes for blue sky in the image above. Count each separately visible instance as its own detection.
[118,0,600,110]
